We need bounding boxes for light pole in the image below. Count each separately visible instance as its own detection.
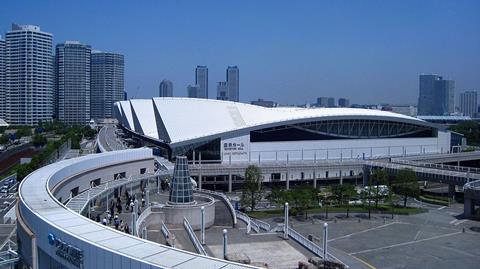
[201,206,205,245]
[323,223,328,260]
[223,229,228,260]
[284,202,289,239]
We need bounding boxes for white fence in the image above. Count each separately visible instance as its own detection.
[194,188,237,225]
[183,217,207,256]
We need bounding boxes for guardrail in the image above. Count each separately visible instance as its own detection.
[393,159,480,174]
[464,179,480,190]
[135,206,152,236]
[283,225,347,268]
[183,217,207,256]
[194,188,237,225]
[236,211,259,233]
[286,225,325,258]
[161,221,171,239]
[235,211,270,233]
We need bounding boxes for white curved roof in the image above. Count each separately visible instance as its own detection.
[115,98,431,146]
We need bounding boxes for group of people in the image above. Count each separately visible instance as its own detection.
[99,213,130,234]
[90,179,162,235]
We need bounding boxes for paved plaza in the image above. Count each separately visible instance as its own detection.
[263,200,480,269]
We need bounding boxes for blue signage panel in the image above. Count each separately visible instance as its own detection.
[48,233,84,268]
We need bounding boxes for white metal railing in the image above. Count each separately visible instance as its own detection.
[135,206,152,236]
[464,179,480,190]
[235,211,270,233]
[66,171,170,214]
[284,225,347,268]
[194,188,237,225]
[393,159,480,174]
[253,218,271,231]
[161,221,171,239]
[183,217,207,256]
[286,225,325,258]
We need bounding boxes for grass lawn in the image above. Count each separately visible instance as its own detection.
[247,205,427,219]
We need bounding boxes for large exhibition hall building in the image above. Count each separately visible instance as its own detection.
[114,98,454,164]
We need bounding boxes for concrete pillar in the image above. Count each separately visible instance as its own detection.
[448,184,456,199]
[313,170,317,189]
[362,166,370,186]
[198,174,202,190]
[339,170,343,185]
[464,198,474,218]
[228,173,232,193]
[286,170,290,190]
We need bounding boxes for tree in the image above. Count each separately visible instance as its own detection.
[392,168,419,207]
[341,184,357,218]
[32,134,47,147]
[371,168,388,208]
[240,165,264,212]
[449,120,480,146]
[0,135,8,145]
[289,186,316,219]
[319,188,334,219]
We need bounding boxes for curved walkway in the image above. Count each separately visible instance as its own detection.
[18,148,259,269]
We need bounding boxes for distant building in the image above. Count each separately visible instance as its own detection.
[338,98,349,107]
[251,98,276,108]
[159,79,173,97]
[187,84,201,98]
[387,105,417,117]
[216,81,228,100]
[124,91,128,101]
[5,24,53,125]
[91,51,124,119]
[418,74,455,115]
[0,36,5,120]
[226,66,239,102]
[195,66,208,98]
[317,97,335,107]
[459,91,477,117]
[55,41,91,125]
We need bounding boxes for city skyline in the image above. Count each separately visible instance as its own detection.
[0,1,478,105]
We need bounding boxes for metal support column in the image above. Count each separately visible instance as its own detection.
[228,173,232,193]
[201,206,205,245]
[223,229,228,259]
[284,202,289,239]
[323,223,328,259]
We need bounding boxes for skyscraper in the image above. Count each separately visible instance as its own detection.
[418,74,455,115]
[434,79,455,115]
[460,91,477,117]
[91,51,124,119]
[226,66,239,102]
[338,98,350,107]
[317,97,335,107]
[0,36,5,120]
[216,81,228,100]
[55,41,91,125]
[187,84,200,98]
[5,24,53,125]
[159,79,173,97]
[195,65,208,98]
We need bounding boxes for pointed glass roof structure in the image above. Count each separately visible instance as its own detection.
[169,156,194,204]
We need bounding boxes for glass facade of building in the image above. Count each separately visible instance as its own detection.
[91,52,124,119]
[251,119,436,142]
[169,156,194,204]
[55,42,91,124]
[5,24,53,125]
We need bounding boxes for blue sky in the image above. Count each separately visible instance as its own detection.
[1,0,479,105]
